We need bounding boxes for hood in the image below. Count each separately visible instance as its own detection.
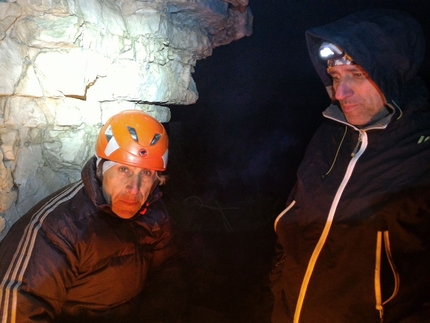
[305,9,426,108]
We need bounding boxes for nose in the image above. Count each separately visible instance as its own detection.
[126,175,141,195]
[334,78,354,101]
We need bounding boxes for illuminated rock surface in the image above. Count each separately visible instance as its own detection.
[0,0,252,237]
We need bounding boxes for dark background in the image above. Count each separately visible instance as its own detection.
[163,1,430,322]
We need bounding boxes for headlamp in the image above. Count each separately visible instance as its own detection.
[319,42,355,67]
[319,42,343,59]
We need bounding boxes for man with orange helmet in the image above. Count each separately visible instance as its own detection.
[0,110,186,323]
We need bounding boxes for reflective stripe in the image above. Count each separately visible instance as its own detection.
[374,230,400,322]
[294,130,368,323]
[375,231,383,320]
[382,231,400,305]
[274,200,296,231]
[0,182,83,323]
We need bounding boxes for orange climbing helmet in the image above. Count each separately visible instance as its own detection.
[95,110,168,171]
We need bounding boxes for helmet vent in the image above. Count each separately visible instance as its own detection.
[104,125,113,142]
[150,134,161,146]
[127,126,138,142]
[139,149,147,157]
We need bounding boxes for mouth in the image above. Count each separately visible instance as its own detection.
[341,103,358,113]
[119,200,140,206]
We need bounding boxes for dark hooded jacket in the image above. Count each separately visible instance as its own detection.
[0,157,186,323]
[271,9,430,323]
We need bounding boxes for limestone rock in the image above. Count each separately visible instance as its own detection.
[0,0,252,238]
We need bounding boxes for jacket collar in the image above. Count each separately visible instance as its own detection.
[322,103,394,131]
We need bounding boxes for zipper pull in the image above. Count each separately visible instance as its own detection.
[377,304,384,322]
[351,130,363,157]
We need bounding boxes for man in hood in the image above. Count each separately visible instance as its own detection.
[271,9,430,323]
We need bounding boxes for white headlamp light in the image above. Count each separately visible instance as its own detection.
[319,42,355,67]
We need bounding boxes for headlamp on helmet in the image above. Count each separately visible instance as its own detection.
[319,42,355,67]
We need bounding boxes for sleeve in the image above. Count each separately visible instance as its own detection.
[0,213,75,323]
[138,205,188,323]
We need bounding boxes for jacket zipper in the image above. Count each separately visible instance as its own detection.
[294,130,368,323]
[351,131,364,157]
[375,230,400,322]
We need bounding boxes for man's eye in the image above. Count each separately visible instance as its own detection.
[354,72,369,79]
[119,167,129,173]
[140,170,153,177]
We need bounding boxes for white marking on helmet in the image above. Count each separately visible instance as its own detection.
[162,149,169,168]
[104,136,120,156]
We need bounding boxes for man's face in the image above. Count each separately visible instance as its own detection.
[328,64,387,126]
[102,163,158,219]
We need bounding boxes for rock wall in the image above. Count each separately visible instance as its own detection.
[0,0,252,238]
